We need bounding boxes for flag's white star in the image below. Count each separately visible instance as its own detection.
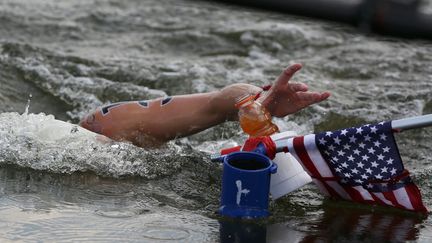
[370,126,378,133]
[343,144,351,150]
[347,155,355,161]
[366,168,372,174]
[326,131,333,137]
[334,136,341,145]
[337,150,345,156]
[377,154,384,160]
[371,161,379,167]
[383,146,390,153]
[319,137,327,145]
[374,141,381,147]
[344,173,352,178]
[367,183,373,188]
[376,174,383,180]
[352,168,359,174]
[362,154,370,161]
[368,147,376,154]
[381,167,388,173]
[341,162,348,168]
[356,127,363,134]
[361,174,368,179]
[332,157,339,162]
[353,149,361,155]
[379,121,385,125]
[380,134,387,141]
[340,129,348,135]
[357,161,364,168]
[349,135,357,143]
[390,168,397,175]
[355,179,363,184]
[386,158,394,165]
[359,142,366,149]
[328,145,335,151]
[364,135,372,141]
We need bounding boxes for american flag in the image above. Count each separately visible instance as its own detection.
[284,121,427,213]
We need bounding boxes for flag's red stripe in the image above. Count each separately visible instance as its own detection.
[312,179,331,196]
[292,136,344,199]
[344,186,368,203]
[293,137,323,178]
[404,183,428,212]
[369,192,388,207]
[382,191,405,210]
[321,181,342,199]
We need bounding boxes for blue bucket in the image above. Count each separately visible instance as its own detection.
[219,152,277,218]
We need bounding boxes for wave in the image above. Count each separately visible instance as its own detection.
[0,111,200,178]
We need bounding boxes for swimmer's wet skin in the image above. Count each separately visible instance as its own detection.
[79,83,263,146]
[79,64,330,147]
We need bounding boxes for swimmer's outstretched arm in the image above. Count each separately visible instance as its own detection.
[79,64,330,146]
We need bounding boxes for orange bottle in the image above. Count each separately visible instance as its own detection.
[235,94,279,137]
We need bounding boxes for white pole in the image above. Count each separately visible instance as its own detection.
[391,114,432,131]
[274,114,432,152]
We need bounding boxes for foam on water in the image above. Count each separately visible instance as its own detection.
[0,111,192,178]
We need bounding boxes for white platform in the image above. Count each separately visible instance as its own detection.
[269,131,312,199]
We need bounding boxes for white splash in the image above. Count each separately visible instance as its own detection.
[23,93,32,115]
[235,180,250,205]
[0,112,185,178]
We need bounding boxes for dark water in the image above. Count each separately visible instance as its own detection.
[1,0,432,242]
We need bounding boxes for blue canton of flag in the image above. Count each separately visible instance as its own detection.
[316,121,403,187]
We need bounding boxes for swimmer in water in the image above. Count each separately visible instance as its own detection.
[79,64,331,147]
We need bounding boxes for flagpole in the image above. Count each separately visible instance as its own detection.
[391,114,432,131]
[274,114,432,152]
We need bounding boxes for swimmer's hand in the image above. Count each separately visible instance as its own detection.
[260,63,331,118]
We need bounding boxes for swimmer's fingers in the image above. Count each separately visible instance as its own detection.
[287,82,308,93]
[295,91,331,106]
[274,63,302,87]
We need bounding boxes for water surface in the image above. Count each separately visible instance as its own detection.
[1,0,432,242]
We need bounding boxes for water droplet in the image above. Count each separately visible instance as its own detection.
[23,94,33,115]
